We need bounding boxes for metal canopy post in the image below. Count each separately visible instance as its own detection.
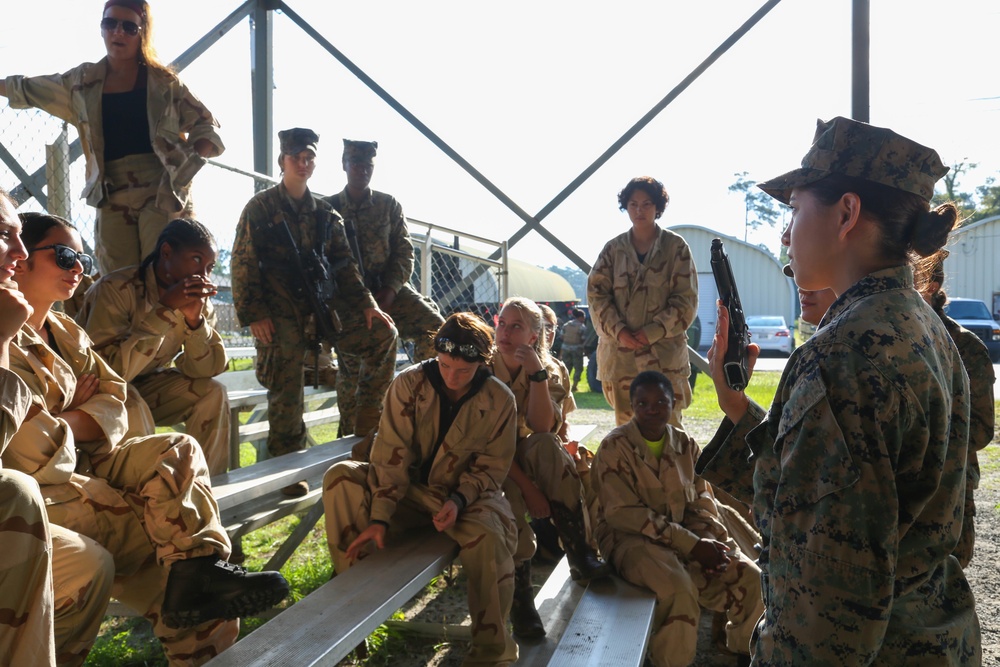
[852,0,870,122]
[251,0,275,178]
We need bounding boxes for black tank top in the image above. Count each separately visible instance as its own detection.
[102,68,153,161]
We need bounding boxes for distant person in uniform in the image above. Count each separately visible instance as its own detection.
[558,309,587,392]
[588,176,698,428]
[698,116,981,664]
[915,251,995,568]
[594,371,762,667]
[78,218,230,475]
[323,313,519,665]
[231,128,394,496]
[0,0,225,275]
[324,139,444,436]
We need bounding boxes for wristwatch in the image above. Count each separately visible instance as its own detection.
[528,369,549,383]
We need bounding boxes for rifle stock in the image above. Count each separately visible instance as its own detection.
[710,238,750,391]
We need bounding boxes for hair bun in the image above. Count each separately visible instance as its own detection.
[910,204,958,257]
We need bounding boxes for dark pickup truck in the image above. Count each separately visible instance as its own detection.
[944,297,1000,363]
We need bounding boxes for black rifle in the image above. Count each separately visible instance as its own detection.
[710,238,750,391]
[277,218,343,388]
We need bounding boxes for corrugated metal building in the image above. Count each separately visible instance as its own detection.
[671,225,796,349]
[943,215,1000,318]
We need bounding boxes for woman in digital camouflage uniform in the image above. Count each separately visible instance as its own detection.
[0,0,224,275]
[698,116,981,664]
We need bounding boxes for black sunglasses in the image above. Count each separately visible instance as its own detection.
[435,337,483,362]
[100,17,142,36]
[30,244,95,275]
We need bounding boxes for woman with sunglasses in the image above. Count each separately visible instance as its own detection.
[323,312,520,665]
[697,117,981,663]
[77,218,230,475]
[5,211,290,662]
[1,0,224,276]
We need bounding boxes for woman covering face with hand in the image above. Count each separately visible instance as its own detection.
[77,218,231,474]
[697,117,980,664]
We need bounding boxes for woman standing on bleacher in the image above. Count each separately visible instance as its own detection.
[0,0,224,275]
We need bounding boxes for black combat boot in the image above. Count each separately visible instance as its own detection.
[162,556,290,628]
[550,501,612,583]
[510,561,545,639]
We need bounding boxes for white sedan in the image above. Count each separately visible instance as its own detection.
[746,315,793,356]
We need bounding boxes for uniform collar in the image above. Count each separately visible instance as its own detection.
[819,264,913,329]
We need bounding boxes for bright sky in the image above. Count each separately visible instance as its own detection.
[3,0,999,271]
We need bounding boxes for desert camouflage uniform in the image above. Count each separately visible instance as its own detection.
[558,319,585,388]
[4,312,238,665]
[1,367,116,667]
[323,361,518,665]
[0,367,56,667]
[697,267,981,665]
[594,420,762,666]
[231,183,389,456]
[940,314,996,567]
[4,60,224,274]
[488,352,584,563]
[326,188,443,434]
[77,264,230,474]
[588,225,697,427]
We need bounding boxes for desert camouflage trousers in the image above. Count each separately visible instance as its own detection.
[133,369,231,475]
[502,432,587,564]
[1,469,56,667]
[98,154,184,275]
[599,533,763,667]
[0,470,113,667]
[323,461,518,666]
[46,433,237,665]
[332,307,399,436]
[603,368,691,429]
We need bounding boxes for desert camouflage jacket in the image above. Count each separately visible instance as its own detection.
[587,225,697,393]
[594,420,728,556]
[4,59,224,213]
[77,264,226,382]
[231,183,375,328]
[367,361,517,524]
[325,188,413,294]
[697,265,980,665]
[4,313,129,490]
[0,368,31,458]
[488,352,567,439]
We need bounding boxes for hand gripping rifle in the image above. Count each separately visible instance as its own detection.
[710,239,750,391]
[278,218,343,388]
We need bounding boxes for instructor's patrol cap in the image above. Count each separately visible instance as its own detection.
[343,139,378,163]
[757,116,948,205]
[278,128,319,156]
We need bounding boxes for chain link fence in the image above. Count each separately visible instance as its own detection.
[1,105,507,349]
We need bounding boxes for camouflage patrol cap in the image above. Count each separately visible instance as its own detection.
[343,139,378,163]
[758,116,948,205]
[278,128,319,156]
